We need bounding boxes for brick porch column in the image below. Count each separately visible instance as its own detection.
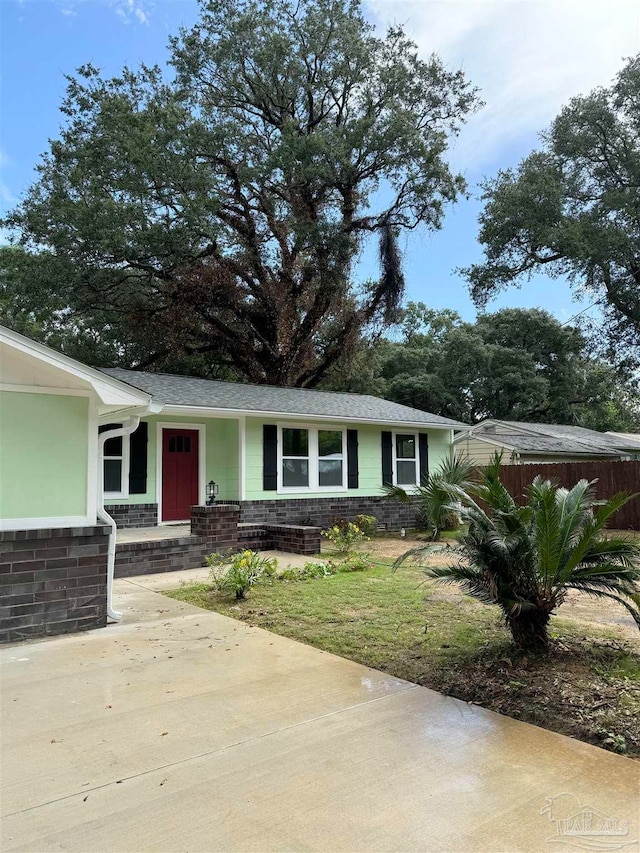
[190,504,240,553]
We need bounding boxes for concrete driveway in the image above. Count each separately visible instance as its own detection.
[1,571,638,853]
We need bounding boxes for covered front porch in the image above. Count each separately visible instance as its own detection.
[104,413,243,528]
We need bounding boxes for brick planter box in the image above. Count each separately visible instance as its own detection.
[267,524,321,555]
[0,525,110,643]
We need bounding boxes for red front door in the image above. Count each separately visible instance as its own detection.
[161,429,199,522]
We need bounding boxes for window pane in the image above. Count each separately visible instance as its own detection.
[282,458,309,487]
[282,428,308,457]
[168,436,191,453]
[396,434,416,459]
[318,430,342,457]
[397,460,416,485]
[104,459,122,492]
[319,459,343,486]
[104,435,123,457]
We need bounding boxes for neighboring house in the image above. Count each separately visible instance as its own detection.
[454,419,640,465]
[0,325,464,641]
[100,368,463,528]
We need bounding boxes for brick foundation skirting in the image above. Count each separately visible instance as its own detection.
[234,495,419,529]
[107,496,417,530]
[0,525,110,643]
[106,503,158,529]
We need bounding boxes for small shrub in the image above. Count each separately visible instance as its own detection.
[299,561,337,579]
[278,567,300,581]
[355,514,378,537]
[322,521,369,553]
[277,561,338,582]
[336,552,374,572]
[206,549,278,600]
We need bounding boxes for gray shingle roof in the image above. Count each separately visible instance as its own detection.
[470,420,640,456]
[487,433,619,456]
[101,368,465,427]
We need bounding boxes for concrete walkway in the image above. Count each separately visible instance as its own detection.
[1,572,638,853]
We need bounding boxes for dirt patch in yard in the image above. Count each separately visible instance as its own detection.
[424,635,640,757]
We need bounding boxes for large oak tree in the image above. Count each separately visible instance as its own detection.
[4,0,479,385]
[463,55,640,367]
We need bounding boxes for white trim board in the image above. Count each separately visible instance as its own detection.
[155,422,207,524]
[86,395,99,524]
[238,415,247,501]
[0,383,92,397]
[0,515,94,532]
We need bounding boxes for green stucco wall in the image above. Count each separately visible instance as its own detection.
[0,391,89,520]
[244,416,452,500]
[104,414,239,506]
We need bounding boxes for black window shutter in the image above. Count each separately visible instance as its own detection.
[128,422,148,495]
[263,425,278,491]
[381,431,393,486]
[346,429,359,489]
[419,433,429,483]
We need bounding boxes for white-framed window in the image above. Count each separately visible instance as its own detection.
[101,424,130,498]
[281,426,310,488]
[278,425,347,492]
[318,428,344,487]
[393,432,418,486]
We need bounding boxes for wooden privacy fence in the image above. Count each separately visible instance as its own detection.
[497,460,640,531]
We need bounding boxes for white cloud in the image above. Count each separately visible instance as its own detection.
[46,0,152,25]
[367,0,640,171]
[110,0,150,25]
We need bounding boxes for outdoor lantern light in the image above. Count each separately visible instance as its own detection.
[206,480,219,505]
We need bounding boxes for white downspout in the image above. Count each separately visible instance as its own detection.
[97,417,141,622]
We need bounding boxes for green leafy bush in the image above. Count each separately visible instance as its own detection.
[206,549,278,600]
[355,514,378,537]
[339,553,373,572]
[322,521,369,553]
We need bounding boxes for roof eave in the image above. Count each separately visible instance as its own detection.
[1,325,152,408]
[159,403,462,429]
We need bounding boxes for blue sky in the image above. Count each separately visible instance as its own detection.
[1,0,638,326]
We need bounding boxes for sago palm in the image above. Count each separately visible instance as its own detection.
[384,454,474,540]
[420,458,640,652]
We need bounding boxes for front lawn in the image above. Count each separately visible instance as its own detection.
[165,552,640,757]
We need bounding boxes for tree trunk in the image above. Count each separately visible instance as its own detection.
[506,610,551,653]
